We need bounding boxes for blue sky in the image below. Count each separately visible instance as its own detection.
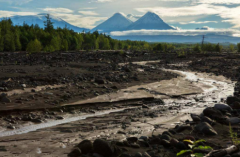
[0,0,240,31]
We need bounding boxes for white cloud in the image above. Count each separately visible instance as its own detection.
[136,4,240,28]
[197,0,240,4]
[110,29,240,37]
[96,0,113,2]
[0,10,36,17]
[135,4,219,17]
[43,8,73,13]
[78,11,99,16]
[180,21,218,24]
[0,0,32,5]
[50,13,107,29]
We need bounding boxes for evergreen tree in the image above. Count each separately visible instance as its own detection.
[27,39,42,53]
[14,31,22,51]
[61,39,69,51]
[44,14,54,33]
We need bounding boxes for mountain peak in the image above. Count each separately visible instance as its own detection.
[91,12,133,32]
[113,12,125,16]
[126,12,174,30]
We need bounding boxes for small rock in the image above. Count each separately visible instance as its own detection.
[162,131,172,137]
[7,125,15,129]
[139,136,148,141]
[142,105,149,109]
[161,139,171,147]
[131,144,140,148]
[160,134,171,141]
[120,153,131,157]
[95,79,105,84]
[127,137,138,143]
[143,152,151,157]
[56,116,64,120]
[134,152,142,157]
[176,142,187,150]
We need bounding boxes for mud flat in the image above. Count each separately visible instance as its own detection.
[0,52,239,157]
[0,66,235,156]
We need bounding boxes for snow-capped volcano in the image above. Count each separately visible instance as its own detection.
[91,13,133,33]
[126,12,175,30]
[1,13,89,32]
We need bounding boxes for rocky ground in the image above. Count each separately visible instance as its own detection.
[1,51,240,157]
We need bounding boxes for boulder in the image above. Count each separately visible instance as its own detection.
[203,107,223,120]
[162,131,173,137]
[175,125,193,132]
[93,139,114,157]
[191,114,201,122]
[201,116,215,125]
[214,104,232,112]
[77,140,93,154]
[227,96,240,105]
[0,96,11,103]
[194,122,218,136]
[227,117,240,125]
[68,148,81,157]
[170,138,179,146]
[232,102,240,109]
[160,134,171,141]
[160,139,171,147]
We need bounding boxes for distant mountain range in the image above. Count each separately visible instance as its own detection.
[1,12,239,44]
[111,34,240,44]
[0,13,89,32]
[92,12,175,32]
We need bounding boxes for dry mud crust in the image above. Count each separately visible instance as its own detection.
[0,51,177,112]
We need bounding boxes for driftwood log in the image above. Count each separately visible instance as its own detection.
[205,145,238,157]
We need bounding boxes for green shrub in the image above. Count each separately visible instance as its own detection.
[44,45,55,52]
[229,44,235,52]
[237,43,240,52]
[26,39,42,53]
[193,44,202,53]
[215,43,222,53]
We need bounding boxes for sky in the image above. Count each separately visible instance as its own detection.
[0,0,240,31]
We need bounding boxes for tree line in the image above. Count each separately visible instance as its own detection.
[0,14,239,53]
[0,15,152,53]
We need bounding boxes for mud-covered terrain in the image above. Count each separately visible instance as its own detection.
[0,52,240,157]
